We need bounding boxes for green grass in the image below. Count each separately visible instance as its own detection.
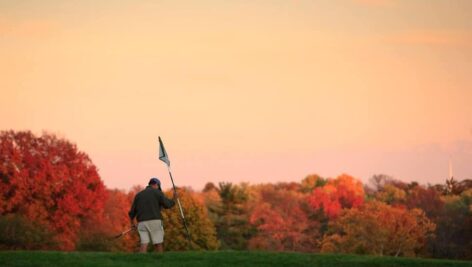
[0,251,471,267]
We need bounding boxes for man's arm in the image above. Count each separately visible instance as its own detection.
[158,190,176,209]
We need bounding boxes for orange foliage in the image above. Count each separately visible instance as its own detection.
[249,184,310,251]
[307,174,364,218]
[321,200,436,256]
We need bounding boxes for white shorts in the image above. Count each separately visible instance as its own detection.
[137,219,164,245]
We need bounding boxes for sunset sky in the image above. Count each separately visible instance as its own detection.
[1,0,471,190]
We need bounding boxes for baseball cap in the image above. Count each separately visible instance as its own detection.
[149,177,161,186]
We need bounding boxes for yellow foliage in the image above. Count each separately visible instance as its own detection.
[376,184,406,204]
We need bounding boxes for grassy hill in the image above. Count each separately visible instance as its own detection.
[1,251,471,267]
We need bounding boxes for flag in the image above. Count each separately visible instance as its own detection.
[158,136,171,167]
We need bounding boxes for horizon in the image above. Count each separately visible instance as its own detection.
[1,0,471,191]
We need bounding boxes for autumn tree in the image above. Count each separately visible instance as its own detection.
[161,188,219,251]
[307,174,364,219]
[0,131,107,250]
[406,186,443,219]
[368,174,395,192]
[375,184,407,205]
[77,188,140,252]
[300,174,326,193]
[433,178,472,196]
[321,200,436,257]
[248,183,318,252]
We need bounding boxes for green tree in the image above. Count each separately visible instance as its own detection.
[430,189,472,259]
[214,182,254,250]
[0,214,56,250]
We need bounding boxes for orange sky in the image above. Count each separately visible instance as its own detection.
[1,0,471,190]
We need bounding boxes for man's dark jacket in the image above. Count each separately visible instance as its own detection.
[129,186,175,222]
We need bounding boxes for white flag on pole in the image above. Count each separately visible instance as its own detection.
[158,136,171,167]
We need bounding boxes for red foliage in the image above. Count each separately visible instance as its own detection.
[102,189,139,251]
[307,174,364,219]
[249,185,309,251]
[406,186,444,219]
[0,131,107,250]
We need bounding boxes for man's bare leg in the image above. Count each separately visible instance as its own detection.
[154,243,163,253]
[139,244,148,253]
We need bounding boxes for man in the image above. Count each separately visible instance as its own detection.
[129,177,176,253]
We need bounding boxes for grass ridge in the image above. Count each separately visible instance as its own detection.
[0,251,471,267]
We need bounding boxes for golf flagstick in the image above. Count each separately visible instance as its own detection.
[158,136,192,246]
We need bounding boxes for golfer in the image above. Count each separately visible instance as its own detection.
[129,177,176,253]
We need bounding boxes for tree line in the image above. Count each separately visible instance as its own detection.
[0,131,470,260]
